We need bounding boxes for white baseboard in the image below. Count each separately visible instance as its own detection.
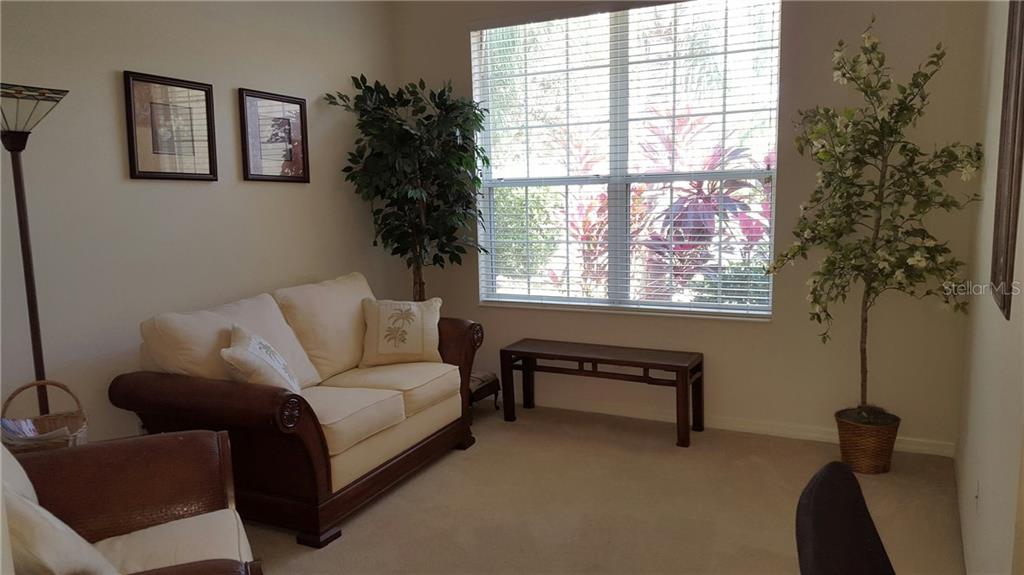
[527,395,957,458]
[703,414,956,457]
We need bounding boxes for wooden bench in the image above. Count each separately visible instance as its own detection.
[499,339,704,447]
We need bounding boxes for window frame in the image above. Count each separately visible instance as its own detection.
[474,1,780,318]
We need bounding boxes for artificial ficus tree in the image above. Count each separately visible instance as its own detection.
[325,77,489,301]
[768,23,983,418]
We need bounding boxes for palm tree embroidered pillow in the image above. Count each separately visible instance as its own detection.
[359,298,443,367]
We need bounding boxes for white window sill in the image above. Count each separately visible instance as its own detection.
[477,299,773,322]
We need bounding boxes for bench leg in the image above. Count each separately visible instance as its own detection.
[522,357,536,409]
[676,370,690,447]
[501,350,516,422]
[692,369,704,432]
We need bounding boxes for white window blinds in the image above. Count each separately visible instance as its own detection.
[472,0,780,316]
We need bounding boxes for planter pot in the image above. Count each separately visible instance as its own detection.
[835,408,901,474]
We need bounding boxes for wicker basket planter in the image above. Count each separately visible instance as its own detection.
[835,408,900,474]
[2,381,87,454]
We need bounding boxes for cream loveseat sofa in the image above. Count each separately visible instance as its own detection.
[109,273,482,548]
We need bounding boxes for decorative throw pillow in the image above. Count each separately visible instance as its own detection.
[360,298,443,367]
[220,325,302,393]
[4,486,120,575]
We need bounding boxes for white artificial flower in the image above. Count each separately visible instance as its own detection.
[907,251,928,268]
[799,202,808,214]
[862,31,879,47]
[894,269,906,283]
[923,238,937,247]
[806,294,814,302]
[960,164,977,181]
[832,49,845,64]
[832,70,848,85]
[803,229,813,239]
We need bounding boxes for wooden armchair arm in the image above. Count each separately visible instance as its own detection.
[17,431,232,543]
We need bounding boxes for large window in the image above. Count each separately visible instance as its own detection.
[472,0,780,316]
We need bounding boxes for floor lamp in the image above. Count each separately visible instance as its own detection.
[1,83,68,416]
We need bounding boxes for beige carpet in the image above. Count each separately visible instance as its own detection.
[246,407,963,574]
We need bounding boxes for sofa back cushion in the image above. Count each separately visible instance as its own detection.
[140,293,320,387]
[273,272,375,379]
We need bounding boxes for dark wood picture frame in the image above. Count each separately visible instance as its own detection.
[123,71,218,181]
[991,1,1024,320]
[238,88,310,183]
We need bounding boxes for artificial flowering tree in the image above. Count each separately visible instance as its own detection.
[325,77,489,301]
[768,23,982,471]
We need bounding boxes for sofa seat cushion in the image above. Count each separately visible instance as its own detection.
[301,387,406,455]
[322,362,460,417]
[93,508,252,574]
[273,273,375,380]
[140,293,320,387]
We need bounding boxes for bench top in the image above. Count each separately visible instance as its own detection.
[501,338,702,370]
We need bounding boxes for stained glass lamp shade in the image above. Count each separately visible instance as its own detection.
[2,82,68,415]
[1,83,68,136]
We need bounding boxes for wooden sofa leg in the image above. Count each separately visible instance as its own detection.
[455,432,476,450]
[297,525,342,548]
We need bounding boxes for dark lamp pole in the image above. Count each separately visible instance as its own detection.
[2,83,69,415]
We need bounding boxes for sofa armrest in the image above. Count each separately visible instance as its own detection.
[109,372,332,500]
[17,431,233,543]
[110,372,305,433]
[438,317,483,421]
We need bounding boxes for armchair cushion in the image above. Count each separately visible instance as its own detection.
[359,298,443,367]
[140,293,319,387]
[3,488,119,575]
[300,387,405,455]
[94,508,253,574]
[323,362,460,417]
[273,272,374,380]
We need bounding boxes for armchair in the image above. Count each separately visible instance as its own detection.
[12,431,261,575]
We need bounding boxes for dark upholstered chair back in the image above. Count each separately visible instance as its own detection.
[795,461,895,575]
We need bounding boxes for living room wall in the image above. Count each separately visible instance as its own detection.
[0,2,407,439]
[395,1,989,456]
[955,2,1024,573]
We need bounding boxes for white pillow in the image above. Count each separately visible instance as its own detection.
[360,298,442,367]
[4,486,119,575]
[220,325,302,393]
[2,446,37,504]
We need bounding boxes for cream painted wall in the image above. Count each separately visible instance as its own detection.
[394,1,989,455]
[0,2,408,439]
[956,2,1024,573]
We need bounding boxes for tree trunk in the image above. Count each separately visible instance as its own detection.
[859,283,870,407]
[412,264,426,302]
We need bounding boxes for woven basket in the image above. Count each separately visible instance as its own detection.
[835,410,900,474]
[2,381,87,454]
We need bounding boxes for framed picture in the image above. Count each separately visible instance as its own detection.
[991,1,1023,319]
[123,71,217,180]
[239,89,309,183]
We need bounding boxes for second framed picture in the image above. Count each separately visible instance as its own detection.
[239,89,309,183]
